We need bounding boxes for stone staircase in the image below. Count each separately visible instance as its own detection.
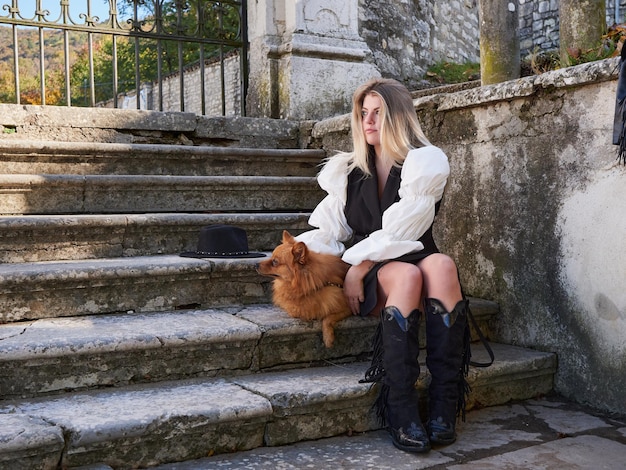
[0,107,557,469]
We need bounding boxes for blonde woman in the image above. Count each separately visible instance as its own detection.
[296,78,469,453]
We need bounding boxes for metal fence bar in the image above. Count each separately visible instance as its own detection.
[64,29,71,106]
[38,26,45,105]
[12,24,20,104]
[0,0,248,115]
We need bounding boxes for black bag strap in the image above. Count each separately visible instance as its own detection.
[467,304,495,367]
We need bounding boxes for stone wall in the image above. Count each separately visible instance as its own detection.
[518,0,560,54]
[104,54,241,117]
[311,58,626,416]
[107,1,626,117]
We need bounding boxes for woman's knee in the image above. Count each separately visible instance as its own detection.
[420,254,459,279]
[377,262,423,289]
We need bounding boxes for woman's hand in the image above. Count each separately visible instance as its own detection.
[344,261,374,315]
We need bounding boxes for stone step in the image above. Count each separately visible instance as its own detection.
[0,300,496,399]
[0,174,322,215]
[0,140,324,176]
[0,105,304,149]
[0,305,377,399]
[0,212,310,263]
[0,343,556,469]
[0,255,269,323]
[0,253,499,336]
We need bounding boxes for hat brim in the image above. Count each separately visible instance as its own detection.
[179,251,267,259]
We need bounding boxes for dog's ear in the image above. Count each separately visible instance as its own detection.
[282,230,296,244]
[291,241,308,265]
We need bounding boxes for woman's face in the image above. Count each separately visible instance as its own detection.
[361,93,382,151]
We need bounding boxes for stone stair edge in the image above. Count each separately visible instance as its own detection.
[0,174,318,184]
[0,213,311,263]
[0,254,499,329]
[0,105,314,150]
[0,104,303,134]
[0,254,497,305]
[0,138,326,158]
[0,305,379,398]
[0,344,556,468]
[0,297,496,350]
[0,300,498,398]
[0,212,311,226]
[0,175,323,215]
[0,300,495,362]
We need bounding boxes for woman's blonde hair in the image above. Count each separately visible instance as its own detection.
[348,78,430,175]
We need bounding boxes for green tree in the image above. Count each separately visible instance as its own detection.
[69,0,242,106]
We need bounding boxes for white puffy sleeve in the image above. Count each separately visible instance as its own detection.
[294,153,353,256]
[342,146,449,265]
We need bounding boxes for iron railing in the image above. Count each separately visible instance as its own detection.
[0,0,248,115]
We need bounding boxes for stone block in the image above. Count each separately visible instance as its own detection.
[0,309,262,398]
[231,363,380,446]
[465,343,557,409]
[0,414,65,470]
[236,304,379,369]
[0,380,272,469]
[0,256,271,322]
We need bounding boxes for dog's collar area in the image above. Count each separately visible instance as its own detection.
[324,282,343,289]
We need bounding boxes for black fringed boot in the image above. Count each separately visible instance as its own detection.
[361,306,430,453]
[424,298,471,446]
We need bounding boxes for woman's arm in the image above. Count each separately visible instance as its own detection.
[294,153,354,256]
[342,146,450,265]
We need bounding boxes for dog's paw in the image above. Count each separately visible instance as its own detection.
[322,329,335,348]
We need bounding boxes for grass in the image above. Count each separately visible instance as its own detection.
[425,61,480,85]
[424,24,626,86]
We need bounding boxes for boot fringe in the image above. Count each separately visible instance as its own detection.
[618,99,626,165]
[373,382,389,427]
[457,319,472,422]
[360,321,384,384]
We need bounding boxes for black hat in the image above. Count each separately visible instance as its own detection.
[180,225,266,258]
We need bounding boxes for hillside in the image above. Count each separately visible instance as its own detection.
[0,25,89,104]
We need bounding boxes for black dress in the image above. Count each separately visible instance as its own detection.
[344,155,441,317]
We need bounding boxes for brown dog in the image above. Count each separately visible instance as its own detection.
[258,230,352,348]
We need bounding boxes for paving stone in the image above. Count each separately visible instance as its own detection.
[150,430,454,470]
[146,398,626,470]
[526,402,614,434]
[447,435,626,469]
[236,304,378,369]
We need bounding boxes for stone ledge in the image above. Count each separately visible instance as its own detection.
[0,344,557,468]
[0,379,273,468]
[430,57,619,112]
[0,105,197,132]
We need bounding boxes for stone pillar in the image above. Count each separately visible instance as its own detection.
[559,0,607,66]
[247,0,380,120]
[478,0,520,85]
